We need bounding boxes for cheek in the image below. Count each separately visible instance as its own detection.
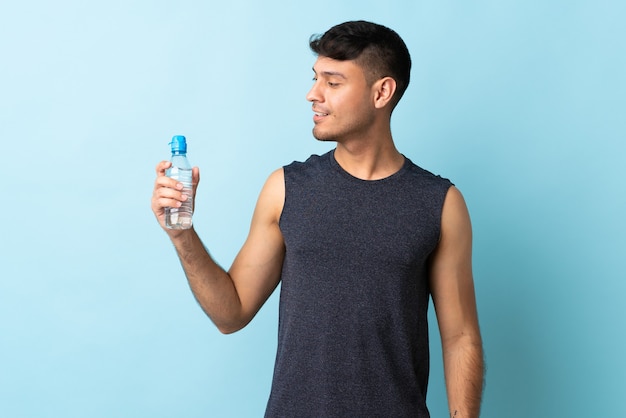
[348,96,374,119]
[337,93,366,114]
[328,87,372,118]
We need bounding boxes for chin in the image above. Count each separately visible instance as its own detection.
[312,128,338,142]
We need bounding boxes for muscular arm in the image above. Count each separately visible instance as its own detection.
[429,186,484,418]
[152,162,285,334]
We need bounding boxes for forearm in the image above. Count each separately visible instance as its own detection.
[443,334,484,418]
[169,228,245,333]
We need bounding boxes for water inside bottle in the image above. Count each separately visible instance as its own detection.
[165,167,194,229]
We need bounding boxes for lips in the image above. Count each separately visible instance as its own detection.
[312,107,329,122]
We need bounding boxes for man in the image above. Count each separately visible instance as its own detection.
[152,20,484,418]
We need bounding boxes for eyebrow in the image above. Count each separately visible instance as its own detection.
[312,67,347,79]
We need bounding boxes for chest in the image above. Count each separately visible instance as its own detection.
[280,180,442,272]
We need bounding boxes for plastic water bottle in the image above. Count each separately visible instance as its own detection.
[165,135,194,229]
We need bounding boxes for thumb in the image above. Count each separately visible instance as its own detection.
[192,166,200,193]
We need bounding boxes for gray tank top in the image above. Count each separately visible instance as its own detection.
[266,151,453,417]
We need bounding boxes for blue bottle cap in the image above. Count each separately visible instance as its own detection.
[169,135,187,153]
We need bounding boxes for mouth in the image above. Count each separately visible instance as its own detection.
[312,108,329,122]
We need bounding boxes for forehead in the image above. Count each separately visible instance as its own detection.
[312,56,366,79]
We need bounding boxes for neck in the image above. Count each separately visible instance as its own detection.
[333,130,404,181]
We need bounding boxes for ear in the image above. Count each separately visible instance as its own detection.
[373,77,397,109]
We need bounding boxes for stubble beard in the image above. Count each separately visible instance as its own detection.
[312,111,375,143]
[312,126,338,142]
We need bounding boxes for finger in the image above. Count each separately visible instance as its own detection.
[153,195,184,210]
[155,160,172,176]
[151,189,187,217]
[154,175,184,190]
[190,167,200,209]
[192,166,200,185]
[153,184,188,201]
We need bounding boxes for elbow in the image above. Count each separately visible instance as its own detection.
[217,324,243,335]
[214,317,250,335]
[200,302,254,335]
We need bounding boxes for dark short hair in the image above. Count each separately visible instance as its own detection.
[309,20,412,109]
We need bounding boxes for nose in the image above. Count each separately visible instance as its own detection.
[306,80,322,103]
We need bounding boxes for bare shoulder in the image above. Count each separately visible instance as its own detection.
[443,186,470,216]
[430,186,472,273]
[254,168,285,224]
[441,186,472,238]
[264,167,285,192]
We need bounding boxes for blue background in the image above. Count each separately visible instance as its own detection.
[1,1,624,417]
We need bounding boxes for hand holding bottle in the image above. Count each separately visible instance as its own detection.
[151,135,200,232]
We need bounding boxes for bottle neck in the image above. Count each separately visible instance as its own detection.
[170,152,191,169]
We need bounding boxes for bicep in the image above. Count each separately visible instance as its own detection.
[228,168,286,321]
[429,187,480,344]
